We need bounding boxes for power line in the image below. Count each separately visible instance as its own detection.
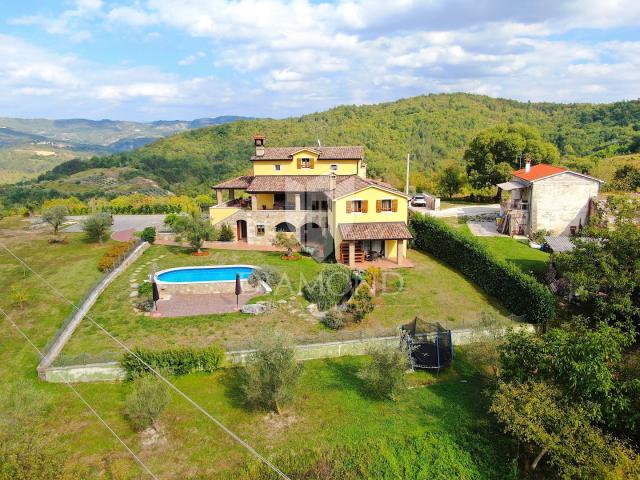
[0,241,291,480]
[0,306,159,480]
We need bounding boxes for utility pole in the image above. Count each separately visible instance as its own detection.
[405,153,411,195]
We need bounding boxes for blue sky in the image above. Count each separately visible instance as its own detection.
[1,0,639,121]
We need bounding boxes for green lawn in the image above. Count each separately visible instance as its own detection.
[0,218,517,479]
[62,244,513,358]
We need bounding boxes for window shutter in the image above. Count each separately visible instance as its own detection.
[392,199,398,212]
[362,200,368,213]
[310,157,315,169]
[376,200,382,213]
[346,201,352,214]
[296,157,301,169]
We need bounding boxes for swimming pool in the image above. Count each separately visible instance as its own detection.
[155,265,255,284]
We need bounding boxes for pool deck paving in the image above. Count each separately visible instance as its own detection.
[154,292,259,317]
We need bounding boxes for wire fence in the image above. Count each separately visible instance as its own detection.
[48,311,527,368]
[40,238,143,365]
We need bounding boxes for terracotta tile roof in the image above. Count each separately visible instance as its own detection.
[212,176,253,189]
[245,175,352,193]
[512,164,568,182]
[251,146,364,161]
[326,176,408,199]
[339,222,413,241]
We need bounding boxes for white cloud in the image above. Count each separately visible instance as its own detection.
[4,0,640,119]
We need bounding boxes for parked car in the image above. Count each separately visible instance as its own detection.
[411,194,427,207]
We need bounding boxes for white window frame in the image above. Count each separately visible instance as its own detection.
[300,157,311,168]
[256,224,266,236]
[351,199,363,213]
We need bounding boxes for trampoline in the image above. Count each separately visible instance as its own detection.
[400,317,454,371]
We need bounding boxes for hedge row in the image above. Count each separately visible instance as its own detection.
[97,241,137,272]
[410,214,555,323]
[121,345,225,379]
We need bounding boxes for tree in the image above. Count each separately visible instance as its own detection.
[464,123,560,189]
[490,381,639,478]
[437,164,467,199]
[272,231,299,257]
[554,197,640,328]
[81,212,112,243]
[124,375,171,432]
[140,226,156,243]
[41,205,68,237]
[240,330,302,414]
[172,212,215,253]
[359,346,409,400]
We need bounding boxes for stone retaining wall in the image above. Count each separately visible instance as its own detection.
[40,324,535,383]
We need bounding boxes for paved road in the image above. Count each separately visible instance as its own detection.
[62,214,166,233]
[411,204,500,218]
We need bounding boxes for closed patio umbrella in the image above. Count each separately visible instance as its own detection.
[152,281,160,310]
[235,273,242,309]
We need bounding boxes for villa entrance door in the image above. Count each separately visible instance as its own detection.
[236,220,247,241]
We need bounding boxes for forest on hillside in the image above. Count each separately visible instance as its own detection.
[2,93,640,203]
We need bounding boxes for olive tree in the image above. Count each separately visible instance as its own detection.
[41,205,68,237]
[81,212,112,243]
[240,330,302,414]
[359,345,409,400]
[272,232,300,257]
[124,375,171,432]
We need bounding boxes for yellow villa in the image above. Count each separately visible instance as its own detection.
[210,135,412,266]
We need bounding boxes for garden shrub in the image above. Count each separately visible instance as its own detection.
[410,214,555,323]
[303,264,352,311]
[362,266,382,294]
[248,266,282,288]
[137,281,152,296]
[121,345,225,379]
[322,310,345,330]
[140,226,156,243]
[347,283,374,322]
[97,241,136,272]
[218,223,235,241]
[135,298,155,312]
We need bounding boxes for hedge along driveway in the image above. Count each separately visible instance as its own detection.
[411,214,556,323]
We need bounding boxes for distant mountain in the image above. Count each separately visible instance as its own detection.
[0,115,250,183]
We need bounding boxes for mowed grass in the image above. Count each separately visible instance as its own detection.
[456,223,550,278]
[0,218,516,478]
[63,244,513,357]
[63,245,325,356]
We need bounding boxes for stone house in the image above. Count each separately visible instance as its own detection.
[210,135,412,266]
[497,162,603,236]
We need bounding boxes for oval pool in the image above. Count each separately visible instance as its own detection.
[155,265,255,284]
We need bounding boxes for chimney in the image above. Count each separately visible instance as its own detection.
[329,172,337,191]
[525,160,531,173]
[253,134,265,157]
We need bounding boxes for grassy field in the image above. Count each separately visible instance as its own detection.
[0,218,516,478]
[61,244,512,358]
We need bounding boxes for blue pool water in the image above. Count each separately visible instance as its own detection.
[156,266,254,283]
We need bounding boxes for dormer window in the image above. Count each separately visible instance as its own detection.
[301,158,311,168]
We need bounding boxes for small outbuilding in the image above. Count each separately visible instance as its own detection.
[497,163,603,236]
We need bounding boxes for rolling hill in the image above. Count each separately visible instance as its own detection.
[0,115,249,184]
[2,93,639,206]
